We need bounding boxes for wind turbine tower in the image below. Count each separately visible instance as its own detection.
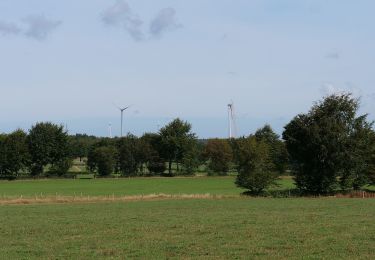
[227,102,237,139]
[108,122,112,138]
[115,104,131,137]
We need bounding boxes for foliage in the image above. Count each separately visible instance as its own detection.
[141,133,166,175]
[87,146,117,176]
[0,130,29,176]
[203,139,233,175]
[116,134,146,176]
[255,124,289,174]
[27,122,70,176]
[0,135,6,175]
[235,136,277,194]
[368,137,375,184]
[159,118,197,175]
[69,134,98,161]
[283,93,375,194]
[49,158,73,176]
[181,142,201,175]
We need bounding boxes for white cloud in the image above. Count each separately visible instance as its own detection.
[150,8,181,37]
[101,0,144,41]
[22,15,62,41]
[0,21,21,36]
[102,1,181,41]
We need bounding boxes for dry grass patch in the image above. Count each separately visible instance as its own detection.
[0,193,239,205]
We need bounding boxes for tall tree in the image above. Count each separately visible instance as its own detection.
[283,93,375,194]
[0,134,7,175]
[69,134,98,161]
[116,134,143,176]
[27,122,70,176]
[159,118,197,175]
[235,136,277,194]
[0,130,30,177]
[87,146,117,176]
[181,140,201,175]
[203,139,233,175]
[141,133,166,175]
[255,125,289,174]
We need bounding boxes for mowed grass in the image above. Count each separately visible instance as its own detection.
[0,177,293,198]
[0,198,374,259]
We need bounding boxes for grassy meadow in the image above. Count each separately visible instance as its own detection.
[0,198,374,259]
[0,177,374,259]
[0,176,297,198]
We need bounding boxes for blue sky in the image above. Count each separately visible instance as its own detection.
[1,0,374,138]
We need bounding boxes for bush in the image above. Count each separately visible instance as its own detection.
[235,137,277,195]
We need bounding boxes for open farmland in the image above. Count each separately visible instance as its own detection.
[0,176,297,199]
[0,177,374,259]
[0,198,374,259]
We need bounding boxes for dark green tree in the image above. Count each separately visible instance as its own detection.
[203,139,233,175]
[141,133,166,175]
[69,134,98,161]
[368,131,375,184]
[283,93,375,194]
[27,122,70,176]
[0,134,7,175]
[0,130,29,177]
[255,125,289,174]
[159,118,197,175]
[235,136,277,194]
[116,134,144,176]
[49,158,73,176]
[181,140,201,175]
[87,146,116,176]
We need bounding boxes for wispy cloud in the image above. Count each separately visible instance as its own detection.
[22,15,62,41]
[101,0,144,41]
[0,21,21,36]
[149,8,182,38]
[102,1,181,41]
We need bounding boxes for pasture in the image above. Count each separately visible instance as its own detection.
[0,177,374,259]
[0,176,296,199]
[0,198,374,259]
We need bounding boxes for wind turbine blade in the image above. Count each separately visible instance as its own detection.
[122,104,134,111]
[112,102,121,110]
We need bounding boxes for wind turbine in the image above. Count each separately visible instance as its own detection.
[227,101,237,139]
[108,122,112,138]
[114,104,131,137]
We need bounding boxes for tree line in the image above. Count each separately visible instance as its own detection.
[0,93,374,195]
[0,119,288,178]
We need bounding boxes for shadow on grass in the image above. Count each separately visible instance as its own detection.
[241,188,375,198]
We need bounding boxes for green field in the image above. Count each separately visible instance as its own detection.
[0,198,374,259]
[0,177,294,198]
[0,177,374,259]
